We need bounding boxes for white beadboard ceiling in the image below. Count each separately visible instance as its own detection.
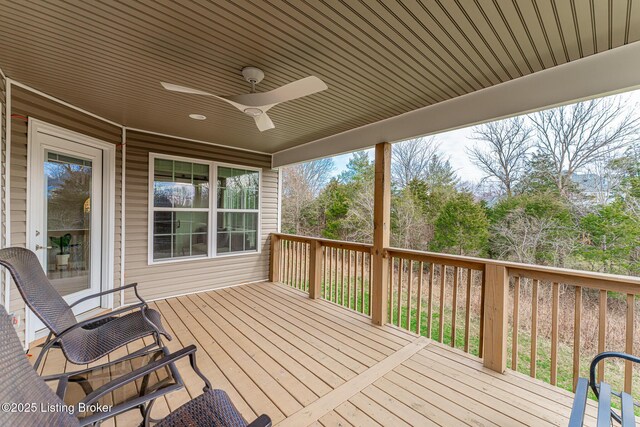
[0,0,639,155]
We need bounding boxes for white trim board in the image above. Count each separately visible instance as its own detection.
[272,41,640,167]
[26,119,116,344]
[4,79,11,309]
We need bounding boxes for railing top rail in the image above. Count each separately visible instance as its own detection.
[272,234,640,292]
[386,246,640,293]
[272,233,373,253]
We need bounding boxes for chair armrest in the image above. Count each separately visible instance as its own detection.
[568,378,589,427]
[79,345,199,406]
[247,414,272,427]
[589,352,640,397]
[69,283,140,308]
[54,303,145,340]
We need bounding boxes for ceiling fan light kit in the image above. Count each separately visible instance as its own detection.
[161,66,327,132]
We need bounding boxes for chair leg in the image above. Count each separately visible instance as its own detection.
[141,398,157,427]
[33,332,55,371]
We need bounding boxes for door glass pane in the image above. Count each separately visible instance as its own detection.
[45,151,93,296]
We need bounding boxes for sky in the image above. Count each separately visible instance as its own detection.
[327,88,640,184]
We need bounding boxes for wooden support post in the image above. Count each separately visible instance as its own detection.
[371,142,391,326]
[483,264,508,373]
[308,240,322,299]
[270,234,280,283]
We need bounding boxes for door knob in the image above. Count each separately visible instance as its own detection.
[35,244,52,251]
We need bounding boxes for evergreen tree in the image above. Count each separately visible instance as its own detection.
[430,192,489,256]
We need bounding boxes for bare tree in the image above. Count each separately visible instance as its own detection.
[467,117,531,196]
[529,96,640,196]
[489,208,574,265]
[282,158,335,234]
[391,136,438,188]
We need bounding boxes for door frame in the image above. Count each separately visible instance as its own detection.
[25,119,116,345]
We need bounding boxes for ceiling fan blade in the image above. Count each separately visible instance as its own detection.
[161,82,245,111]
[160,82,213,96]
[224,76,327,108]
[254,113,275,132]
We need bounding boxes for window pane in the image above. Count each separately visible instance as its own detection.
[153,210,208,260]
[153,158,209,208]
[153,235,172,260]
[153,211,172,235]
[216,212,258,254]
[217,167,258,209]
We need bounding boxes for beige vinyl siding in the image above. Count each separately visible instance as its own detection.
[9,86,123,343]
[123,131,275,303]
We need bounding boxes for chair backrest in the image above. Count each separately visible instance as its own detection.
[0,305,79,426]
[0,247,77,335]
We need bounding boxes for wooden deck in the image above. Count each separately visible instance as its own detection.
[32,281,598,426]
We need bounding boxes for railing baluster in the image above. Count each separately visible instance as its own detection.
[598,289,607,383]
[305,243,309,291]
[573,286,582,391]
[340,249,345,305]
[406,260,413,331]
[332,248,340,304]
[328,247,334,301]
[369,253,373,316]
[531,279,538,378]
[512,276,520,370]
[296,241,301,289]
[427,264,434,339]
[625,293,634,393]
[388,257,394,324]
[439,265,446,342]
[416,262,424,335]
[346,250,352,309]
[397,258,403,327]
[289,240,294,287]
[360,251,365,313]
[298,242,303,289]
[464,268,471,353]
[451,266,458,347]
[551,282,559,385]
[323,247,328,299]
[479,270,485,358]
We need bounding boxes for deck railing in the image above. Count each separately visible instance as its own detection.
[271,233,373,315]
[270,233,640,397]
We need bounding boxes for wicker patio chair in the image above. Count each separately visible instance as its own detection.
[0,305,271,427]
[0,247,171,370]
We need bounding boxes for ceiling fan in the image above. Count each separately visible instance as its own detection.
[161,67,328,131]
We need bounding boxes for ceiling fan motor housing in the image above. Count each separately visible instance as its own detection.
[241,67,265,85]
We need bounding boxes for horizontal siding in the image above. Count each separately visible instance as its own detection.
[9,86,123,343]
[123,131,276,303]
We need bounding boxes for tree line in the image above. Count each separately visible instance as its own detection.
[282,95,640,276]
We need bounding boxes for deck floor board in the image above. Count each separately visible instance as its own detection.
[32,281,594,426]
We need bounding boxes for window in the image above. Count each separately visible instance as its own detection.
[216,166,260,255]
[149,154,260,263]
[150,156,210,261]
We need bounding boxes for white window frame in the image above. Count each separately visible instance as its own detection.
[148,153,262,265]
[214,162,262,257]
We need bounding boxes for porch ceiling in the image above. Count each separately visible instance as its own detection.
[0,1,639,155]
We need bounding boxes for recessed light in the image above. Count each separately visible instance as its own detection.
[189,114,206,120]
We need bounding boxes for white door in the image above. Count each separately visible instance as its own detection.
[28,131,104,338]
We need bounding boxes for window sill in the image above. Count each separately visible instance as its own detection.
[147,250,261,266]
